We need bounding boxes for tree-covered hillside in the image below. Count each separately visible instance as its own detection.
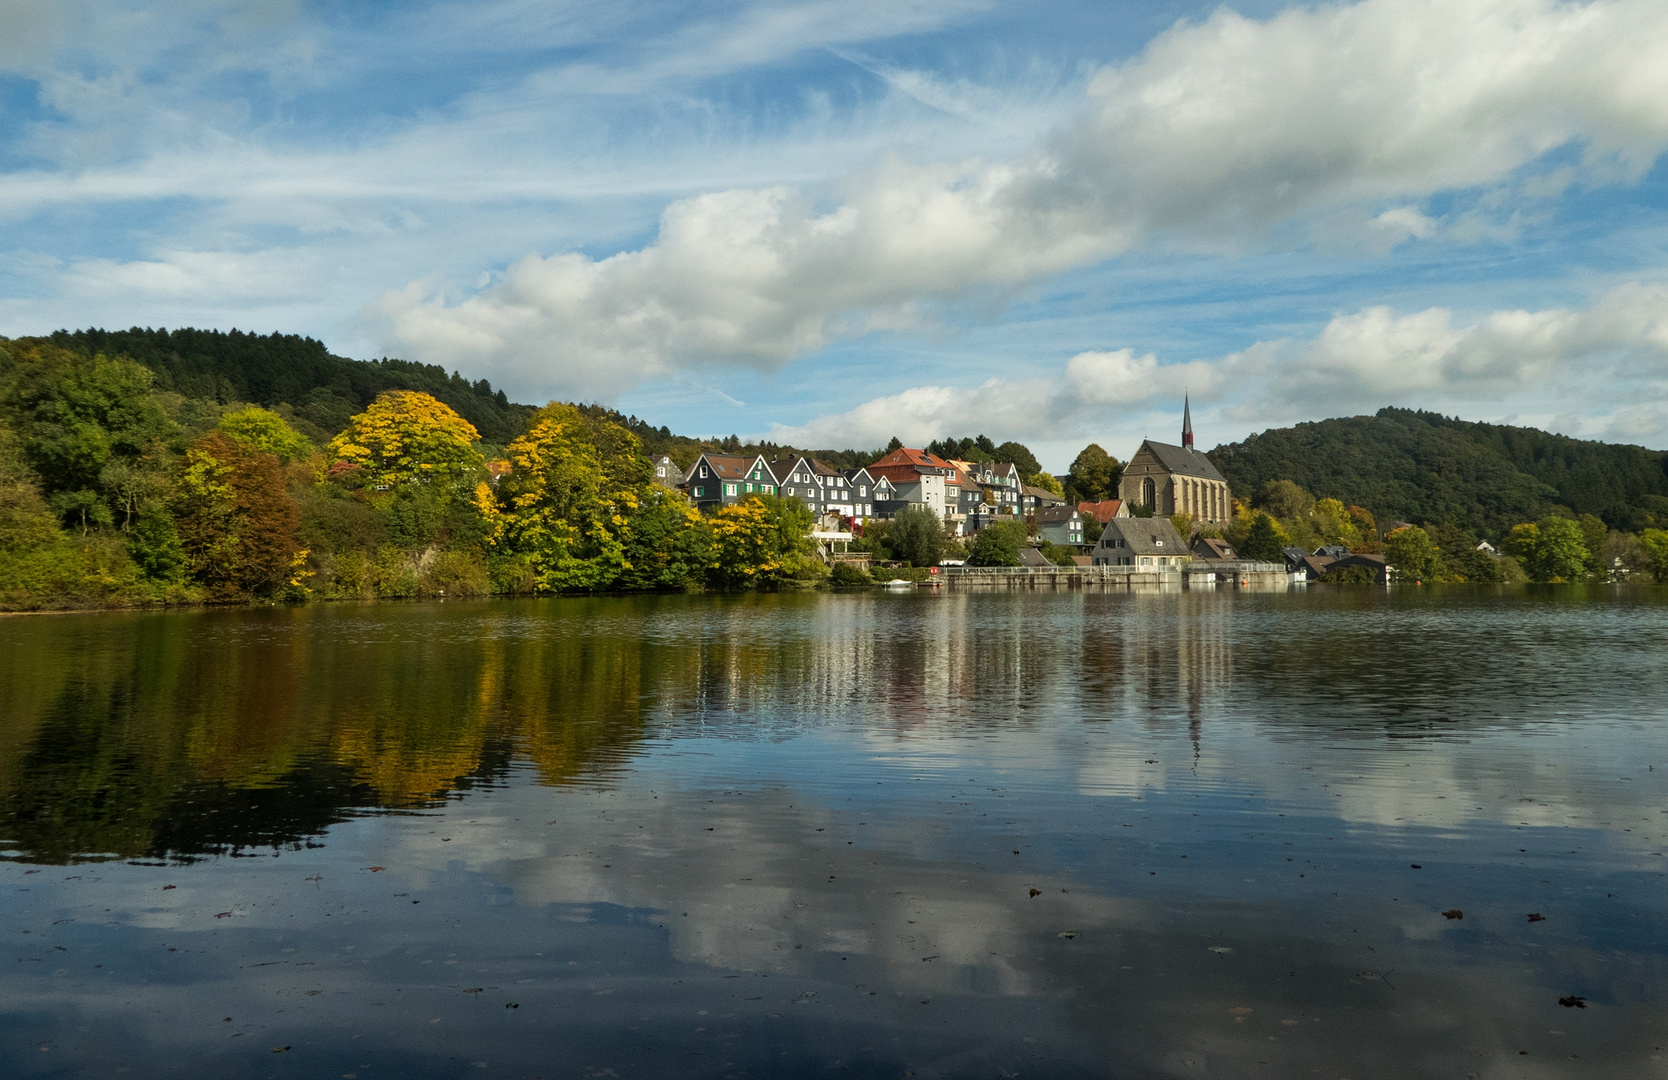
[1208,408,1668,537]
[51,327,534,444]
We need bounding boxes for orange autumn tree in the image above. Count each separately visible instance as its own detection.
[174,432,305,600]
[326,391,483,490]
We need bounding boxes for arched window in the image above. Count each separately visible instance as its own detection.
[1142,477,1156,507]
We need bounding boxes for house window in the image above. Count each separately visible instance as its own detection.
[860,486,868,496]
[655,467,665,477]
[693,486,705,497]
[700,466,709,478]
[726,483,737,496]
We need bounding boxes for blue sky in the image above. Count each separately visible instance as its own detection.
[3,0,1668,468]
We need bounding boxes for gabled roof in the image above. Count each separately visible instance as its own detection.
[692,453,767,481]
[766,455,839,484]
[1019,546,1053,568]
[1034,504,1080,524]
[1078,499,1124,523]
[1192,536,1237,560]
[1098,516,1188,556]
[869,447,958,482]
[1137,440,1227,482]
[1023,484,1064,503]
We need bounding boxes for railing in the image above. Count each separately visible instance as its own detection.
[938,562,1291,576]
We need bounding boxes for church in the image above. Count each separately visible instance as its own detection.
[1117,398,1232,524]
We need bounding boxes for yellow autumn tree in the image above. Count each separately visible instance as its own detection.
[492,403,650,592]
[326,391,483,490]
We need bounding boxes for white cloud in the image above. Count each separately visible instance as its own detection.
[764,283,1668,456]
[369,0,1668,401]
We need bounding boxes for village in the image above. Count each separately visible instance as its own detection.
[655,403,1372,589]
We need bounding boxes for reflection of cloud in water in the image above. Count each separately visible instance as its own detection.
[3,590,1668,1075]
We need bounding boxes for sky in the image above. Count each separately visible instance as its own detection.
[2,0,1668,469]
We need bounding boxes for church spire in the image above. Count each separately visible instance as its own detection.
[1182,395,1194,449]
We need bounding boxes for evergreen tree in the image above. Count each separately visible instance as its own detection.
[1241,513,1286,562]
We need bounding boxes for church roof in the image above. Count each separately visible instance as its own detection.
[1139,440,1227,483]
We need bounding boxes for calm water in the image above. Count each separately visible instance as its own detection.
[1,588,1666,1079]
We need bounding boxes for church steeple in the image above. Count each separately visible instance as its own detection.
[1182,395,1194,449]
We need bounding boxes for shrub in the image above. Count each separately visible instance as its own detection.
[829,562,872,586]
[419,549,490,597]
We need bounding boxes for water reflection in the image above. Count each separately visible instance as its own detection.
[1,588,1666,1078]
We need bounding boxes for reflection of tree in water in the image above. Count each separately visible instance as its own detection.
[0,601,667,864]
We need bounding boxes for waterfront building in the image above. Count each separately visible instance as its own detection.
[1090,516,1193,568]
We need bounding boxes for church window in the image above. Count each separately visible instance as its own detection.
[1142,477,1156,506]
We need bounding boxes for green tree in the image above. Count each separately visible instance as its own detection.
[1448,546,1505,583]
[219,406,313,464]
[1639,528,1668,583]
[993,441,1040,477]
[1068,444,1119,502]
[1505,517,1589,582]
[618,486,714,591]
[0,342,171,530]
[890,505,947,567]
[1384,525,1445,583]
[968,521,1026,566]
[1257,479,1315,521]
[1240,512,1287,562]
[1311,498,1362,547]
[1577,513,1608,580]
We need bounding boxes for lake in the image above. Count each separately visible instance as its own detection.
[1,587,1665,1079]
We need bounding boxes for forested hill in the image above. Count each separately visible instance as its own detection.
[51,327,535,444]
[1208,407,1668,537]
[47,327,876,466]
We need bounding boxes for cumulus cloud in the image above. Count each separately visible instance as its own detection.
[371,0,1668,400]
[765,283,1668,452]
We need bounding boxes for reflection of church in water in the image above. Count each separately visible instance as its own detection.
[1118,398,1232,524]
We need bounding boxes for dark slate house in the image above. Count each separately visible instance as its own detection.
[686,453,777,512]
[768,455,873,519]
[1033,504,1085,546]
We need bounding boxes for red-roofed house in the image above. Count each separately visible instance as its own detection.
[867,448,960,519]
[1077,499,1128,524]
